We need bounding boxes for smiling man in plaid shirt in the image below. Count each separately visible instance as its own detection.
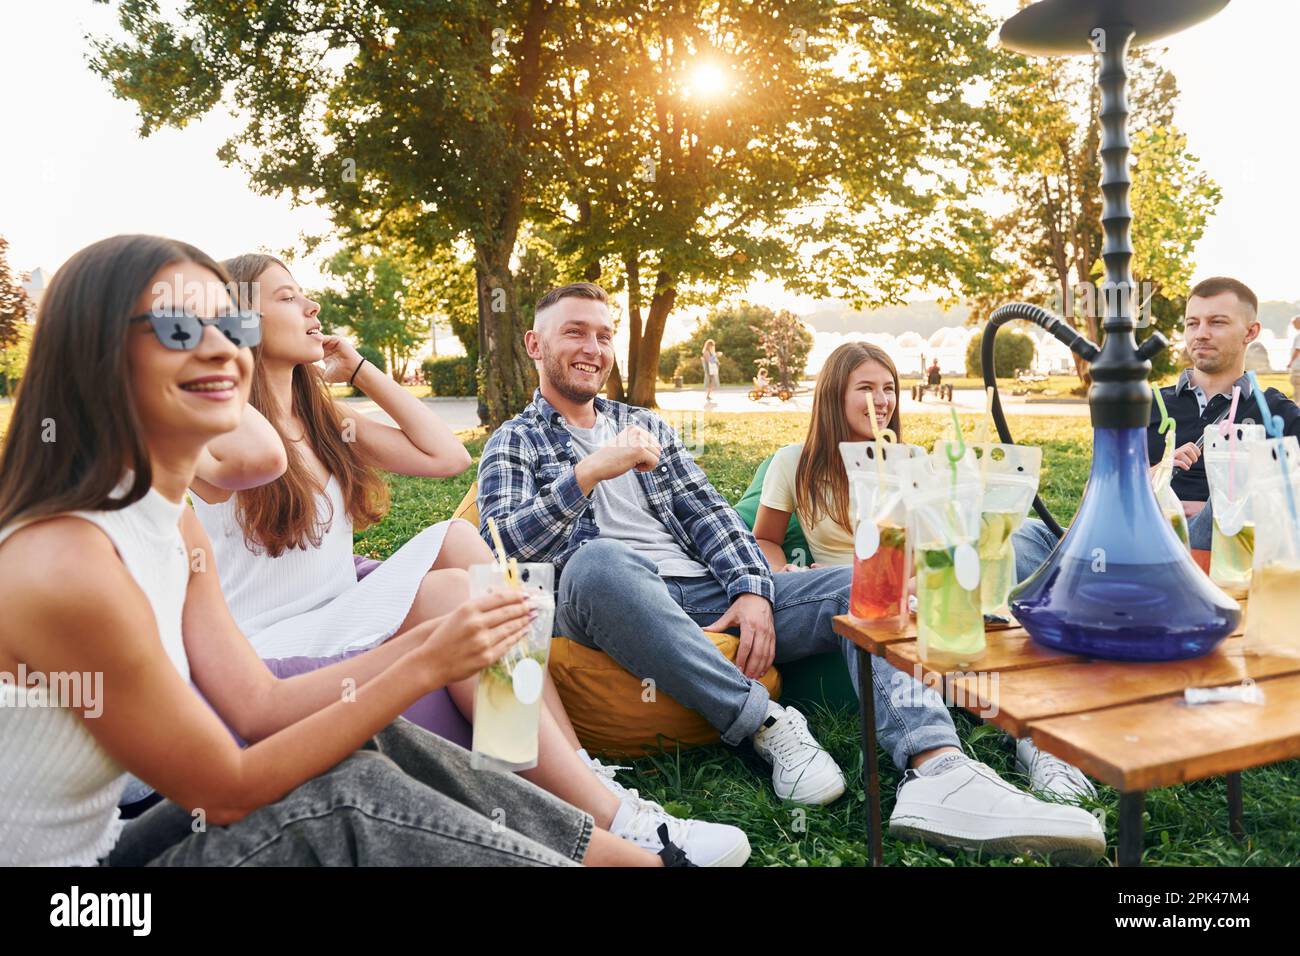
[476,282,1105,861]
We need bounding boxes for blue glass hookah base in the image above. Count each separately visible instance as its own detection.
[1010,428,1241,661]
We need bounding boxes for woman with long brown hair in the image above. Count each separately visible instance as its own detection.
[188,254,749,866]
[0,233,668,866]
[752,341,1091,801]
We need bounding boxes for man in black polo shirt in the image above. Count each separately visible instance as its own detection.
[1146,276,1300,549]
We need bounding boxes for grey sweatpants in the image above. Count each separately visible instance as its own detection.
[106,719,592,867]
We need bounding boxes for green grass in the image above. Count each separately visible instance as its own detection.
[362,410,1298,867]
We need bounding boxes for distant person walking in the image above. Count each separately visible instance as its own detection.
[702,340,722,402]
[1289,315,1300,400]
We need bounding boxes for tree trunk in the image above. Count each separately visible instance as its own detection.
[626,271,677,408]
[605,356,625,401]
[475,242,537,428]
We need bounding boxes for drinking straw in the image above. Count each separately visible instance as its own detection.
[946,407,966,490]
[979,386,995,487]
[1213,385,1242,502]
[865,391,887,497]
[1152,386,1176,458]
[1246,371,1300,550]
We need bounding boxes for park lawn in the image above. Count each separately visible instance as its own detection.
[359,410,1299,867]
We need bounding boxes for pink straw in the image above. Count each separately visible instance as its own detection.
[1221,386,1241,501]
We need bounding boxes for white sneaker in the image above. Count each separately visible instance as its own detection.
[610,796,752,867]
[889,755,1104,865]
[751,703,846,805]
[582,754,751,867]
[1015,737,1097,803]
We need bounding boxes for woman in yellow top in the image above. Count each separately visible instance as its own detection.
[751,341,1090,800]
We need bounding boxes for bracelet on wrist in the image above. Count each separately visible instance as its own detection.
[348,357,368,386]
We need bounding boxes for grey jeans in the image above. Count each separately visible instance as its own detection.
[106,719,592,867]
[553,538,961,770]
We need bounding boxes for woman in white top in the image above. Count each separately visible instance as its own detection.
[751,341,1095,802]
[0,234,681,867]
[185,253,747,866]
[702,339,721,402]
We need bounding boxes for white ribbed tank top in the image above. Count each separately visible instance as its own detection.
[0,479,191,866]
[190,475,357,639]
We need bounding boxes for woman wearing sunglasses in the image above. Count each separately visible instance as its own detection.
[0,234,693,866]
[179,252,747,866]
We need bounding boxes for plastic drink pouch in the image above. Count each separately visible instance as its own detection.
[902,454,985,667]
[839,442,925,633]
[935,440,1042,619]
[469,562,556,772]
[1244,436,1300,657]
[1150,433,1190,550]
[1205,423,1265,596]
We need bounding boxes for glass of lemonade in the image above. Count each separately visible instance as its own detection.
[468,562,555,772]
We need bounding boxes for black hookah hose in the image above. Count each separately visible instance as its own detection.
[979,303,1101,541]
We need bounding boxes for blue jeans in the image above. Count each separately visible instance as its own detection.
[1014,502,1216,582]
[553,538,960,771]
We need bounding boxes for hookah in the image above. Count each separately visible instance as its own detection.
[983,0,1241,661]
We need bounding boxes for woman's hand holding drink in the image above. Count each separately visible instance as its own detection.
[413,590,532,688]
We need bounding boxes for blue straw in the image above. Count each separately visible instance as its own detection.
[1246,370,1299,547]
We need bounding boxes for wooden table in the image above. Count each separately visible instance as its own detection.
[832,604,1300,866]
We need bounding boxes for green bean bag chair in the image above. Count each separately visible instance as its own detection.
[734,453,859,712]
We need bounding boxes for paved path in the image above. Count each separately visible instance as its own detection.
[341,385,1090,430]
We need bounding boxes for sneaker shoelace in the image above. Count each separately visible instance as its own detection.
[588,758,642,799]
[762,712,825,768]
[622,798,692,846]
[1034,751,1091,794]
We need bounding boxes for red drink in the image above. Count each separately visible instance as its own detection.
[850,524,907,626]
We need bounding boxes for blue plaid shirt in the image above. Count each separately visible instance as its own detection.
[476,389,775,603]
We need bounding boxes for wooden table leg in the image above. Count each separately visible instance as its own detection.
[1118,791,1145,867]
[857,646,883,867]
[1226,772,1245,841]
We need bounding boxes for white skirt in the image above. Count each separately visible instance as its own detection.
[244,520,453,659]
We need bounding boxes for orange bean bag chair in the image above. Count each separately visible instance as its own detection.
[453,485,782,757]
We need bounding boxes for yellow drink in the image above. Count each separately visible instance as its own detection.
[1245,562,1300,655]
[471,651,547,770]
[1210,520,1255,596]
[978,511,1023,617]
[1166,510,1190,549]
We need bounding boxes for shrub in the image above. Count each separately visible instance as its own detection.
[966,327,1036,378]
[422,355,477,397]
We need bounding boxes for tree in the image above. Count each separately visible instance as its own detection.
[972,40,1218,384]
[0,237,29,349]
[91,0,582,427]
[752,309,813,387]
[678,303,771,385]
[965,327,1036,378]
[0,322,33,397]
[536,0,1002,406]
[315,247,428,381]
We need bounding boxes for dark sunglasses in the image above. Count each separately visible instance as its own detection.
[129,308,262,350]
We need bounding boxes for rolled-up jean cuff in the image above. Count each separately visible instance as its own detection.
[891,727,962,772]
[570,813,596,863]
[720,678,771,746]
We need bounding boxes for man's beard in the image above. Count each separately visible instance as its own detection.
[541,346,609,404]
[1191,348,1234,375]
